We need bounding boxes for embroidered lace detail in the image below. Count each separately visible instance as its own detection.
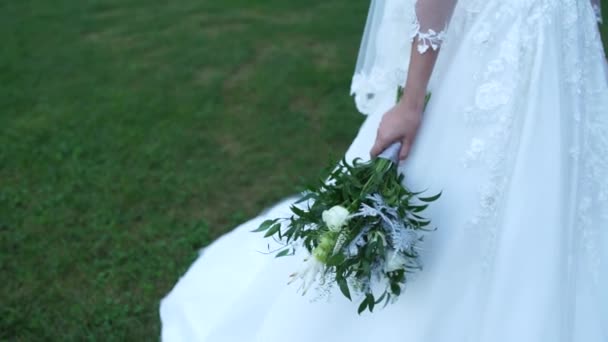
[350,0,453,115]
[461,0,607,284]
[461,17,518,272]
[405,0,451,54]
[351,66,407,114]
[460,0,608,283]
[459,1,560,271]
[412,26,447,54]
[560,0,608,288]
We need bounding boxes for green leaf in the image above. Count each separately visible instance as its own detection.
[384,293,391,308]
[327,253,346,266]
[366,293,375,312]
[251,219,278,233]
[357,297,368,315]
[375,291,387,304]
[290,205,307,217]
[416,220,431,227]
[410,213,425,220]
[390,282,401,296]
[376,240,386,257]
[294,192,316,204]
[337,276,351,301]
[361,260,371,274]
[410,204,429,212]
[275,249,291,258]
[418,191,442,203]
[282,226,295,240]
[396,86,404,102]
[263,223,282,238]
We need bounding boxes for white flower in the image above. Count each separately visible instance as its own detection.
[322,205,350,232]
[289,256,324,295]
[384,250,407,273]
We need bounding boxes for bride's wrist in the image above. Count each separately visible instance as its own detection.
[398,89,426,112]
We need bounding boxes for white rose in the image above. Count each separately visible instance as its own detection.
[321,205,350,232]
[384,250,407,273]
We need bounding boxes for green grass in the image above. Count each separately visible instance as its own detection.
[0,0,367,340]
[1,1,607,340]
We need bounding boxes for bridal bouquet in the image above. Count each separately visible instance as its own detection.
[254,97,440,314]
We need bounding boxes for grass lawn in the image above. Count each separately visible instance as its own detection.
[1,1,607,340]
[0,0,368,340]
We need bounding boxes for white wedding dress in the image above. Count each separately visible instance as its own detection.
[160,0,608,341]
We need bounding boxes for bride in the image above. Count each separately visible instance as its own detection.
[161,0,608,341]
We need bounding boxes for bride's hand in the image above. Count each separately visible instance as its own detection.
[370,99,422,161]
[369,37,438,161]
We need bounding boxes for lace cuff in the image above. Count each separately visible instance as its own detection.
[411,0,455,53]
[350,0,457,115]
[412,27,447,54]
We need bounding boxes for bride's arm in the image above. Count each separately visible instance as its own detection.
[401,45,440,113]
[369,43,439,160]
[369,0,457,160]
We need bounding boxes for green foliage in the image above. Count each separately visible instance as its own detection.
[255,153,441,314]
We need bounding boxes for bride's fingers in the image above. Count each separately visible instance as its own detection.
[369,138,384,158]
[399,139,411,160]
[400,124,421,160]
[370,132,393,158]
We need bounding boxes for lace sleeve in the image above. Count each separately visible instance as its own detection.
[591,0,602,23]
[350,0,458,115]
[413,0,458,53]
